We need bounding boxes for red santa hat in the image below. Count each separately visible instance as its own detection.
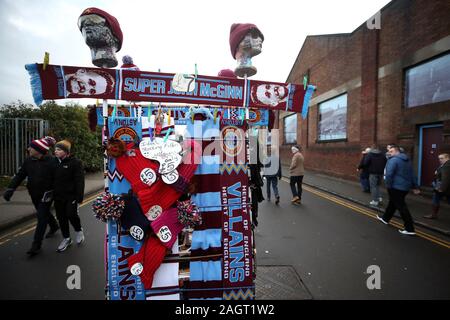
[229,23,264,59]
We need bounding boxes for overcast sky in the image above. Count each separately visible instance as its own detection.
[0,0,391,106]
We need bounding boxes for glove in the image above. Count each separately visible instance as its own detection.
[3,188,15,201]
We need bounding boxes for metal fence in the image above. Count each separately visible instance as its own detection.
[0,118,49,176]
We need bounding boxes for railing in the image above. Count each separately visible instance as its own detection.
[0,118,49,176]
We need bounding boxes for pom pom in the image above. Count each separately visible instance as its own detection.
[122,55,134,65]
[43,136,56,147]
[176,199,202,228]
[92,192,125,222]
[107,138,127,158]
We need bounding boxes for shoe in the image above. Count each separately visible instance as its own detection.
[399,230,416,236]
[423,214,437,219]
[76,229,85,245]
[275,196,280,205]
[45,225,60,239]
[295,198,302,205]
[376,215,388,225]
[26,242,41,256]
[378,197,383,203]
[291,196,300,203]
[267,198,271,202]
[57,238,73,252]
[369,200,379,207]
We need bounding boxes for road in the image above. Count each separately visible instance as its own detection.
[0,180,449,299]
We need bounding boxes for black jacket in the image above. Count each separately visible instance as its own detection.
[53,156,85,203]
[363,149,387,175]
[8,156,55,199]
[358,154,370,177]
[436,160,450,196]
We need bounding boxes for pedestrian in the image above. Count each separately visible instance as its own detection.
[424,153,450,219]
[289,145,304,204]
[53,140,85,252]
[2,136,60,256]
[263,149,282,205]
[357,147,371,193]
[249,162,264,228]
[377,145,420,235]
[363,145,387,207]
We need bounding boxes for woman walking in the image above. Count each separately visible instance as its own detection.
[290,145,304,205]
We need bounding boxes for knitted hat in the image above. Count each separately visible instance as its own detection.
[121,55,140,70]
[137,183,182,216]
[115,143,160,193]
[55,140,71,153]
[78,7,123,51]
[29,136,56,154]
[120,194,151,241]
[169,139,201,193]
[127,236,167,289]
[218,69,237,78]
[229,23,264,59]
[151,207,183,249]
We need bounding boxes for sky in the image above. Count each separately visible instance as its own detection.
[0,0,391,106]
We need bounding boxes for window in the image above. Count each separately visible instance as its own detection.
[405,53,450,108]
[283,114,297,144]
[318,94,347,141]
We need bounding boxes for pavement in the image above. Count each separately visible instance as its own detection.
[279,165,450,237]
[0,172,104,232]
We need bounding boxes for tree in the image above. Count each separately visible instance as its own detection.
[0,101,102,172]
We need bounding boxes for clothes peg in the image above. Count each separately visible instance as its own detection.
[163,128,173,143]
[43,52,50,71]
[213,108,218,124]
[167,109,171,126]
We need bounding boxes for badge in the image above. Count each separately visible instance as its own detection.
[129,225,144,241]
[162,170,179,185]
[140,168,156,186]
[146,205,162,221]
[130,262,143,276]
[157,226,172,243]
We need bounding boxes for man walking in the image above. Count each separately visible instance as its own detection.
[363,145,387,207]
[377,145,420,235]
[424,153,450,219]
[3,136,59,256]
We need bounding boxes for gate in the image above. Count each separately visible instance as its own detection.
[0,118,49,176]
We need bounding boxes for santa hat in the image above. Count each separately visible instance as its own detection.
[127,236,167,289]
[121,55,140,70]
[120,193,151,241]
[29,136,56,154]
[78,7,123,51]
[115,143,160,193]
[229,23,264,59]
[151,207,183,249]
[55,140,72,153]
[218,69,237,78]
[137,183,182,216]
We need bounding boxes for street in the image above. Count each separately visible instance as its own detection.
[1,180,449,300]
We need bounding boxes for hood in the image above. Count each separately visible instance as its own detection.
[370,149,382,154]
[394,153,409,161]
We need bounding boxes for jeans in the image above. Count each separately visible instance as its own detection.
[360,173,370,192]
[31,196,59,245]
[382,188,415,232]
[432,191,450,206]
[290,176,304,199]
[54,199,82,239]
[369,174,383,202]
[266,176,279,199]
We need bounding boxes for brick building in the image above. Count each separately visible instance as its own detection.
[278,0,450,187]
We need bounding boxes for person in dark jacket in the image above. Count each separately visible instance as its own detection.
[53,140,85,252]
[424,153,450,219]
[363,145,387,207]
[263,149,282,205]
[3,136,59,256]
[377,145,420,235]
[357,147,371,193]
